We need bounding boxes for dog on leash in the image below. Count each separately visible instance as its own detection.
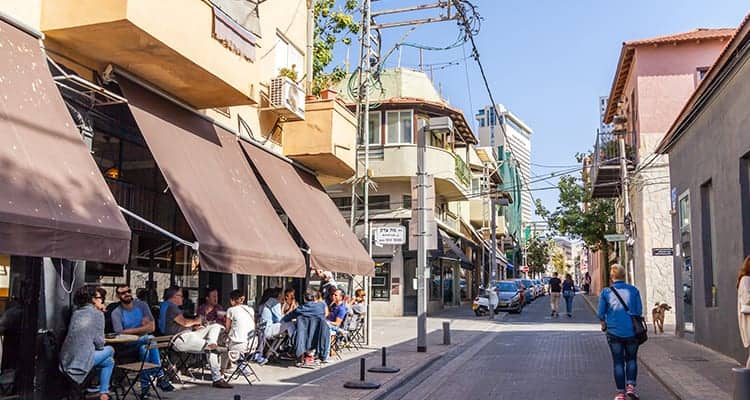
[651,302,672,334]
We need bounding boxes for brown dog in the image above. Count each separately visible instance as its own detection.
[651,302,672,334]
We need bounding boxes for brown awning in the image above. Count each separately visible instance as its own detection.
[118,79,306,277]
[0,19,131,263]
[241,142,374,276]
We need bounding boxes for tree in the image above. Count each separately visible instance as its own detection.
[312,0,359,95]
[526,235,551,276]
[550,245,567,276]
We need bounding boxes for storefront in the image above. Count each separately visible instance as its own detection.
[0,14,372,398]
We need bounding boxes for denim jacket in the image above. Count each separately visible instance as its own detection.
[597,281,643,339]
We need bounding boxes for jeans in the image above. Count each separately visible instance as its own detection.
[563,293,574,314]
[607,335,639,392]
[92,346,115,394]
[133,335,162,389]
[172,324,227,382]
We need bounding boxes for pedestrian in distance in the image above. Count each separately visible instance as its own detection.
[562,273,575,318]
[488,285,499,320]
[548,272,562,317]
[598,264,643,400]
[736,255,750,368]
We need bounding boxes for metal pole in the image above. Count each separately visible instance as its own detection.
[367,223,373,346]
[618,134,633,283]
[417,125,428,353]
[489,108,497,284]
[305,0,315,96]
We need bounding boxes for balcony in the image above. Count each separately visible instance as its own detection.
[590,130,635,198]
[369,144,470,200]
[469,199,507,238]
[283,99,357,179]
[41,0,258,108]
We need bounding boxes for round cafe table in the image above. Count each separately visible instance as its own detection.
[104,334,139,344]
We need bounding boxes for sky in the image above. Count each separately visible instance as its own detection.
[333,0,749,217]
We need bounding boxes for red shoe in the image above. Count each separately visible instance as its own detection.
[614,393,626,400]
[626,384,639,399]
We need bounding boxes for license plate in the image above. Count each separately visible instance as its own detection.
[499,302,508,307]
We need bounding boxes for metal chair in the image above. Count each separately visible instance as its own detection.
[226,329,261,385]
[114,341,161,400]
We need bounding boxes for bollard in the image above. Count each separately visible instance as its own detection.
[733,368,750,400]
[443,321,451,345]
[234,396,241,400]
[368,346,400,373]
[343,358,381,389]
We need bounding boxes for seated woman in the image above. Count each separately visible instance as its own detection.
[281,290,329,367]
[60,286,115,400]
[224,290,255,374]
[281,287,298,316]
[349,289,367,315]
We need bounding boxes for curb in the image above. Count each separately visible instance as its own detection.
[363,352,445,400]
[580,295,684,400]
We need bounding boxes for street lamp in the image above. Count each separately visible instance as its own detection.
[417,116,453,353]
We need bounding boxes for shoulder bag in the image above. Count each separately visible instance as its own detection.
[610,286,648,345]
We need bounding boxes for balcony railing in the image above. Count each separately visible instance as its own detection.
[454,154,471,188]
[590,130,635,197]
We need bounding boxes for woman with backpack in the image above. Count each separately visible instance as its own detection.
[598,264,644,400]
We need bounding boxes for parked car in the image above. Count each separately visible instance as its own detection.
[542,276,551,294]
[521,279,537,300]
[533,279,545,296]
[494,281,524,314]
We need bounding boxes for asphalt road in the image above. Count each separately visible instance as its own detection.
[382,293,676,400]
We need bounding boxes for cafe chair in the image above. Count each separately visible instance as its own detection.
[226,330,260,386]
[114,341,161,400]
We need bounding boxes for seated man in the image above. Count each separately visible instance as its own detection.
[281,290,330,367]
[197,287,225,325]
[111,285,174,396]
[223,289,255,375]
[327,289,349,334]
[160,286,232,389]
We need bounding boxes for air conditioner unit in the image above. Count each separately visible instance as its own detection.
[269,76,305,121]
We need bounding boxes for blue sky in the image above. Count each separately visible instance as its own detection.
[334,0,748,216]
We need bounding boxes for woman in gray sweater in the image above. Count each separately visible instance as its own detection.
[60,286,115,400]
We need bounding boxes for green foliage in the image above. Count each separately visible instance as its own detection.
[535,174,615,252]
[550,245,567,276]
[526,235,551,275]
[313,0,359,96]
[279,65,299,82]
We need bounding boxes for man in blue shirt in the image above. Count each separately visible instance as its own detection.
[111,285,174,395]
[598,264,643,400]
[327,289,349,333]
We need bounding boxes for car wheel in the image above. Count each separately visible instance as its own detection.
[475,310,482,317]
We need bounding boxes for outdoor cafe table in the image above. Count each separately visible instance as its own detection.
[105,334,140,345]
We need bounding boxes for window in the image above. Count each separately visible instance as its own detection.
[403,195,412,210]
[385,110,413,144]
[700,181,717,307]
[372,263,390,301]
[275,33,304,77]
[678,192,690,232]
[367,111,381,145]
[697,66,710,81]
[332,197,352,210]
[370,195,390,210]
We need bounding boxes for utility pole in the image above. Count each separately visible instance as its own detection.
[489,108,497,284]
[617,132,633,284]
[350,0,460,354]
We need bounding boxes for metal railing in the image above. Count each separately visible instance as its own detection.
[590,130,634,186]
[453,154,471,188]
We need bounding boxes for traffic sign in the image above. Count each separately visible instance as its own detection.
[604,234,627,242]
[521,265,529,273]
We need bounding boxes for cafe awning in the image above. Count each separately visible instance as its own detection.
[0,18,131,263]
[241,142,374,276]
[439,230,473,270]
[118,79,306,277]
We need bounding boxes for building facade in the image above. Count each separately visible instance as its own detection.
[0,2,373,397]
[656,14,750,362]
[590,28,733,326]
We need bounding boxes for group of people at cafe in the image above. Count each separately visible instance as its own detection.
[57,268,367,399]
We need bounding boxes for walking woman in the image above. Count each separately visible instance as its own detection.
[737,255,750,368]
[562,273,575,318]
[60,286,115,400]
[598,264,643,400]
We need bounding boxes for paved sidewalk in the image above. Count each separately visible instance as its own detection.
[582,294,741,400]
[165,307,498,400]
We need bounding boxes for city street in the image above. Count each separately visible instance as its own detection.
[383,294,675,400]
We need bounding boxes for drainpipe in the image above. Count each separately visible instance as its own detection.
[306,0,315,96]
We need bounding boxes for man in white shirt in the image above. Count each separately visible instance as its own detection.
[224,290,256,375]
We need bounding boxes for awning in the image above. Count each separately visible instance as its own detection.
[439,230,473,269]
[241,142,374,276]
[118,79,305,277]
[0,18,131,263]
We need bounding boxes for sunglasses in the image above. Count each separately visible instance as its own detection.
[117,289,132,295]
[94,296,104,300]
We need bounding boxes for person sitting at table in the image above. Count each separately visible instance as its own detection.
[281,287,298,315]
[281,290,330,367]
[223,290,255,375]
[111,285,174,396]
[327,289,349,334]
[197,287,225,325]
[349,289,367,316]
[160,286,232,389]
[315,270,338,304]
[254,288,290,364]
[60,286,114,400]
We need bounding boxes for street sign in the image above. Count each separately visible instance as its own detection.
[604,234,627,242]
[521,266,529,273]
[374,226,406,245]
[652,248,674,256]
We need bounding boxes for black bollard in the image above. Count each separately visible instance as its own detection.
[234,395,241,400]
[343,358,381,389]
[368,347,400,373]
[733,368,750,400]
